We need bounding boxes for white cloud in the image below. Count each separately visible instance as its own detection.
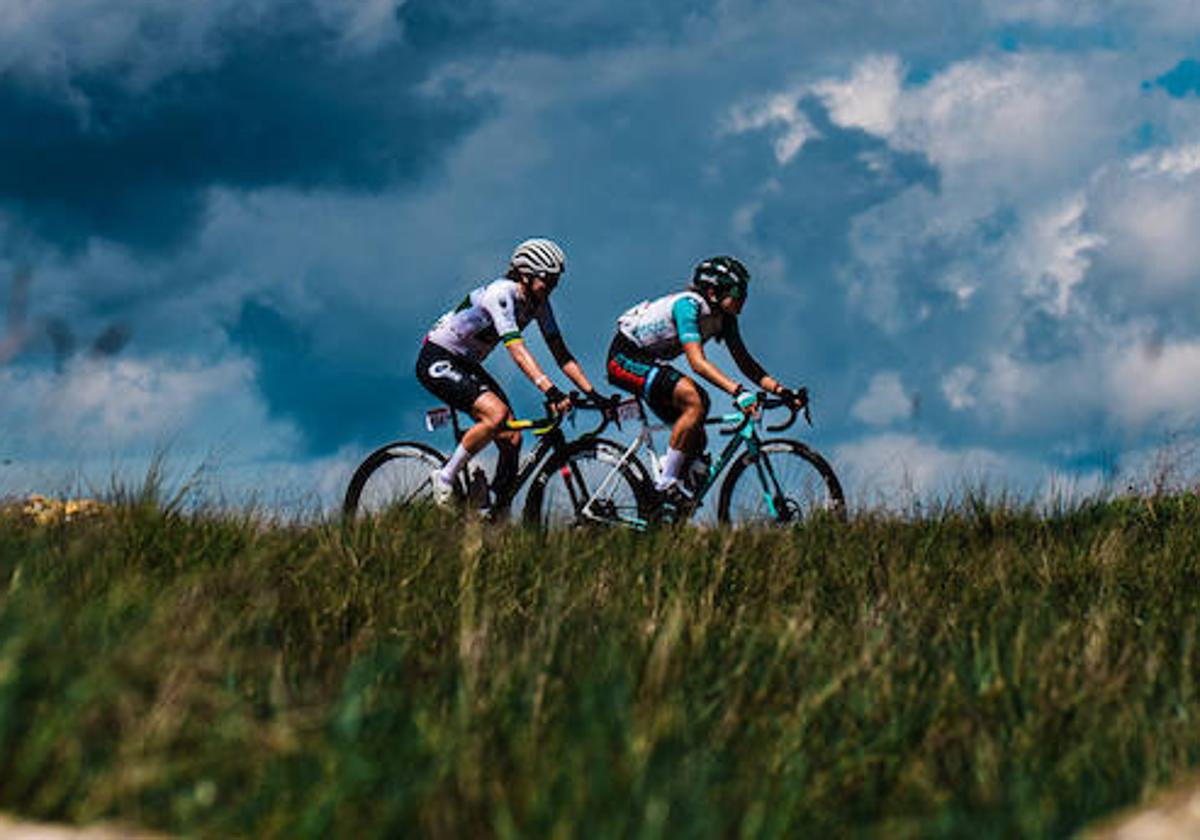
[1089,148,1200,304]
[838,185,942,335]
[739,50,1133,339]
[742,52,1128,188]
[963,332,1200,438]
[942,366,977,411]
[0,355,301,457]
[835,433,1017,506]
[812,53,902,137]
[1109,338,1200,430]
[851,371,913,425]
[726,91,820,164]
[834,432,1111,509]
[891,54,1123,188]
[1015,194,1105,317]
[1130,144,1200,180]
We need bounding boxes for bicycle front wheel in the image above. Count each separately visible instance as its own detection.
[343,441,450,517]
[523,438,654,529]
[717,439,845,525]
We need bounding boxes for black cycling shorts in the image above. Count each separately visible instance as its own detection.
[605,333,696,424]
[416,340,510,414]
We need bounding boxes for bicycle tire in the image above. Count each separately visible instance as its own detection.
[522,437,655,529]
[717,438,845,525]
[343,440,451,517]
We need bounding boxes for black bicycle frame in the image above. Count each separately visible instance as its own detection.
[445,399,613,508]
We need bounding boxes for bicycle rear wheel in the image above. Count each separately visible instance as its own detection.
[343,441,450,517]
[717,439,845,525]
[523,438,654,529]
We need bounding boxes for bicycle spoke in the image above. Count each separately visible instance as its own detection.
[719,441,844,525]
[345,443,447,517]
[526,440,650,529]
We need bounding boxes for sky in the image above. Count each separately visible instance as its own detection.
[3,0,1200,510]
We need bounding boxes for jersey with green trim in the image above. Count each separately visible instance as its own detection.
[426,277,560,363]
[616,290,733,360]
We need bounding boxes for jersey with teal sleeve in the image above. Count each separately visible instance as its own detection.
[426,277,560,363]
[616,290,730,360]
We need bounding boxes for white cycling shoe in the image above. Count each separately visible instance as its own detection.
[429,469,457,507]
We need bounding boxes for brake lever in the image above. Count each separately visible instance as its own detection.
[608,397,622,431]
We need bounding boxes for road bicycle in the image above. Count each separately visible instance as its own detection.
[550,391,845,528]
[342,393,654,525]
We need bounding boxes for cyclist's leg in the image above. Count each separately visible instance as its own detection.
[656,374,707,490]
[606,335,696,492]
[471,368,520,504]
[459,391,510,455]
[667,377,709,453]
[491,428,520,506]
[416,342,508,489]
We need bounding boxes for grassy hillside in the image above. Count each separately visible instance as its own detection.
[1,496,1199,837]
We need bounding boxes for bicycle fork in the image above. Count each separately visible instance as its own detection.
[745,440,789,522]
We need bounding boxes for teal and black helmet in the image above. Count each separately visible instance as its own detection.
[693,255,749,300]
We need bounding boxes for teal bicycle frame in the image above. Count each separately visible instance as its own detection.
[587,396,797,527]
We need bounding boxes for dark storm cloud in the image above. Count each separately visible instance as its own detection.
[0,0,735,255]
[0,2,487,253]
[732,99,939,406]
[400,0,721,52]
[228,299,406,454]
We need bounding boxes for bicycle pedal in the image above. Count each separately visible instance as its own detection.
[653,484,697,523]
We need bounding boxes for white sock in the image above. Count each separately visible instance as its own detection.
[438,443,472,483]
[656,446,688,490]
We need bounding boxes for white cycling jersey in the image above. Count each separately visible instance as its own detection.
[426,277,560,363]
[616,290,730,360]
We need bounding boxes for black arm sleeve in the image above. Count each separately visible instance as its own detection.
[724,318,770,383]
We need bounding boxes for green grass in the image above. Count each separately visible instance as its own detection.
[1,495,1199,837]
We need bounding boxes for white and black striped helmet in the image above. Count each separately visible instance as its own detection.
[510,238,566,278]
[693,255,750,300]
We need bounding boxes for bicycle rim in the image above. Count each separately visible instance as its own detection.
[344,442,448,517]
[524,439,651,529]
[717,439,845,525]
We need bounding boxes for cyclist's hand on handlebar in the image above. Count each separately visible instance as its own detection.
[578,390,618,418]
[600,391,622,416]
[544,385,573,416]
[777,385,812,425]
[732,387,760,416]
[778,385,809,411]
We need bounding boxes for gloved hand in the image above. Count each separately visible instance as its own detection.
[544,386,573,415]
[732,387,759,415]
[596,392,622,421]
[778,386,808,410]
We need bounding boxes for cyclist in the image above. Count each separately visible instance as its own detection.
[606,255,807,501]
[417,238,604,508]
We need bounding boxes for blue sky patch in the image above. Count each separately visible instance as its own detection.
[1152,58,1200,97]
